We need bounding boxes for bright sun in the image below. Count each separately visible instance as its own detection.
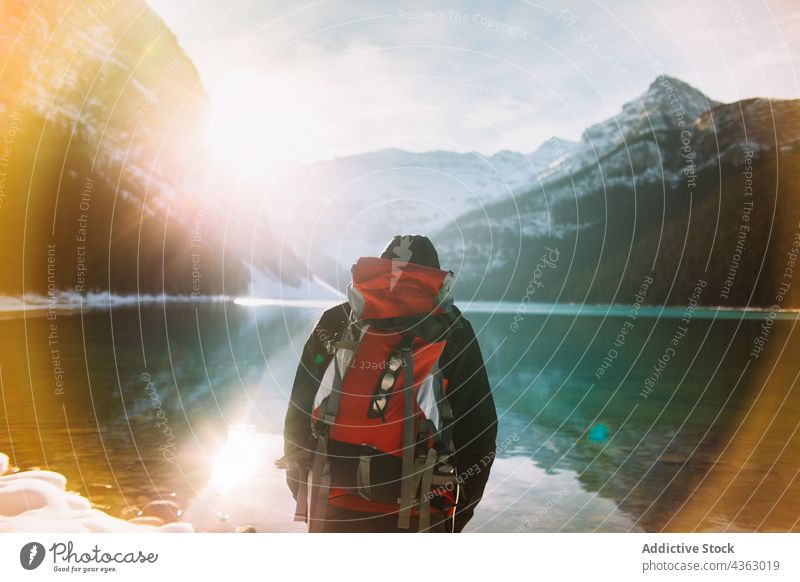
[208,424,266,493]
[205,69,323,178]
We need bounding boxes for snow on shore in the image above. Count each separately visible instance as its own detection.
[0,452,193,533]
[0,292,231,314]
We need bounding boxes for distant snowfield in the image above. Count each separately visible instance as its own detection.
[0,272,346,316]
[269,147,549,272]
[0,452,192,533]
[234,297,800,321]
[0,293,232,314]
[7,292,797,322]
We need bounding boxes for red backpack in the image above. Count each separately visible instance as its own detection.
[296,257,460,532]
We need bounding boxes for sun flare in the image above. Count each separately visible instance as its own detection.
[208,424,266,493]
[205,69,324,177]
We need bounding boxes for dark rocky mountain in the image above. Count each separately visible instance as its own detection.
[0,0,274,299]
[435,76,800,308]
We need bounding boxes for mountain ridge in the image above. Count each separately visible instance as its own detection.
[3,0,797,312]
[433,78,800,308]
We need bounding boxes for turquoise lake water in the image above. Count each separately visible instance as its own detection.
[2,301,799,532]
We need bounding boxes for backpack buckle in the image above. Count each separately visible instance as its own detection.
[312,419,331,438]
[356,444,375,500]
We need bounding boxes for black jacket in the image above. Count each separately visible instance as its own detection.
[284,302,497,532]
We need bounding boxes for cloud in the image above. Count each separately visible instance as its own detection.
[146,0,800,161]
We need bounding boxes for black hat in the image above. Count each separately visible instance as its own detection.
[380,235,440,269]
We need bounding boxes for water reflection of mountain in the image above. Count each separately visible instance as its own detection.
[3,304,800,531]
[0,304,316,516]
[475,312,800,531]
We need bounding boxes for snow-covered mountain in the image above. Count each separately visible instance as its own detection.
[5,3,796,312]
[583,76,719,148]
[268,147,545,273]
[434,76,800,307]
[256,126,589,295]
[248,75,800,308]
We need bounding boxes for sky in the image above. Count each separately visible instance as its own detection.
[146,0,800,166]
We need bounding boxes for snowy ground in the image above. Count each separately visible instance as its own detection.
[0,293,231,315]
[0,452,193,533]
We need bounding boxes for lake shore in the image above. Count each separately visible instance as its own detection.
[0,452,193,533]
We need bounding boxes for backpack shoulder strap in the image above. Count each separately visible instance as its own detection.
[306,323,365,532]
[397,332,416,530]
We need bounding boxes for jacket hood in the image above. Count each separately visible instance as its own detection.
[380,235,440,269]
[347,257,453,320]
